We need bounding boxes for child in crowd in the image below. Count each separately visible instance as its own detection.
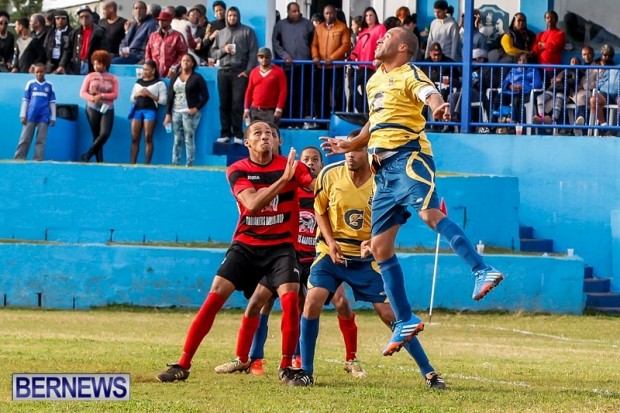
[14,63,56,161]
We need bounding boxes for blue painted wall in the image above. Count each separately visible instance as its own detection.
[432,132,620,279]
[0,162,519,250]
[612,209,620,290]
[0,243,586,314]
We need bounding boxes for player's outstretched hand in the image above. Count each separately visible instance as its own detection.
[282,147,298,181]
[432,102,451,121]
[320,136,352,156]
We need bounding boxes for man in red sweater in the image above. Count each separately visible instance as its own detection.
[243,47,287,125]
[531,10,565,83]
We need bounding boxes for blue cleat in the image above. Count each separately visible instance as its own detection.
[472,266,504,301]
[383,314,424,356]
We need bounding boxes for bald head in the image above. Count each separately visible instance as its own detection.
[393,27,418,59]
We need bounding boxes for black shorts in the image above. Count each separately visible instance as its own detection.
[217,242,300,299]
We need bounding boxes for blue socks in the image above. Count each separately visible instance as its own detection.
[300,316,319,374]
[404,337,435,377]
[377,255,412,322]
[436,217,485,271]
[249,313,269,360]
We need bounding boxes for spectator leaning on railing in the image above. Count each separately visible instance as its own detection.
[590,44,620,134]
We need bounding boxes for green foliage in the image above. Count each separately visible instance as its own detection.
[1,0,43,19]
[0,309,619,412]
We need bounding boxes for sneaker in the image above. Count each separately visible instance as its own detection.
[344,359,368,378]
[216,136,230,144]
[532,115,543,124]
[233,137,244,145]
[214,358,251,374]
[472,266,504,301]
[544,115,553,124]
[288,369,314,387]
[426,372,447,390]
[157,363,190,382]
[249,358,266,376]
[291,355,301,369]
[278,367,297,385]
[383,314,424,356]
[574,116,584,136]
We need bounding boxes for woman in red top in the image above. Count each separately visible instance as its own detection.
[349,7,386,113]
[79,50,119,162]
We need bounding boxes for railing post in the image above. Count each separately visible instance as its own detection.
[460,0,475,133]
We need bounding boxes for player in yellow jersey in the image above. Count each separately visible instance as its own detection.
[289,131,446,389]
[322,28,504,357]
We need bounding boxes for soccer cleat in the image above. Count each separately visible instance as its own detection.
[157,363,190,382]
[249,358,266,376]
[472,266,504,301]
[344,359,368,378]
[288,369,314,387]
[216,136,230,144]
[291,355,302,369]
[278,367,297,385]
[383,315,424,356]
[426,372,447,390]
[214,358,251,374]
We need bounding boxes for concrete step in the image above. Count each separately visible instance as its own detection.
[585,306,620,315]
[583,265,594,279]
[586,292,620,308]
[583,278,611,293]
[520,238,553,253]
[519,226,534,239]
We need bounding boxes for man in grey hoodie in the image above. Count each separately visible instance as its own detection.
[210,6,258,144]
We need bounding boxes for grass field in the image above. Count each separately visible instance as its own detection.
[1,308,619,412]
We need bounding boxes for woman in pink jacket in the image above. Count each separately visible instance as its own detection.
[348,7,386,113]
[79,50,119,162]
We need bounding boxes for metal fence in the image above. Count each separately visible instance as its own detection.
[275,59,620,136]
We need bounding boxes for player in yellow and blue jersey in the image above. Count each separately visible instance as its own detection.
[289,131,446,389]
[322,28,504,357]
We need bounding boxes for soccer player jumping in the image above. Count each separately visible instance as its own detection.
[322,28,504,357]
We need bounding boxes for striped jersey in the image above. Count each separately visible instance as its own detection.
[314,161,373,259]
[227,155,313,247]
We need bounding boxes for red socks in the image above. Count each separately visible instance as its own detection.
[178,292,225,369]
[279,291,299,369]
[338,313,358,361]
[235,316,260,363]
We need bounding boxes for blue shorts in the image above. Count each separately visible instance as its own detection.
[371,150,439,237]
[132,109,157,121]
[308,253,387,303]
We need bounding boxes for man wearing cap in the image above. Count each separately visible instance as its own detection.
[244,48,287,125]
[61,6,104,74]
[99,1,127,57]
[42,10,72,74]
[145,11,187,78]
[113,1,158,64]
[211,6,258,144]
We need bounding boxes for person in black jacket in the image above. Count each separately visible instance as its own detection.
[61,6,104,74]
[43,10,72,73]
[0,10,15,72]
[164,53,209,166]
[11,17,45,73]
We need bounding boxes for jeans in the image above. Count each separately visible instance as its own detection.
[172,111,201,166]
[14,122,49,161]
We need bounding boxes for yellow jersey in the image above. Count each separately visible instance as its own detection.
[314,161,373,259]
[365,63,435,155]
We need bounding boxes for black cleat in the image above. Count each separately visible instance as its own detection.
[288,369,314,387]
[426,372,446,390]
[157,363,190,382]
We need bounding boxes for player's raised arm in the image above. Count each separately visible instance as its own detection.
[320,122,371,156]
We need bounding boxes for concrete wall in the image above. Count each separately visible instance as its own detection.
[432,132,620,280]
[0,243,586,314]
[0,162,519,250]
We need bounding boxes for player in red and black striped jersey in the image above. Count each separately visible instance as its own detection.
[157,121,314,383]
